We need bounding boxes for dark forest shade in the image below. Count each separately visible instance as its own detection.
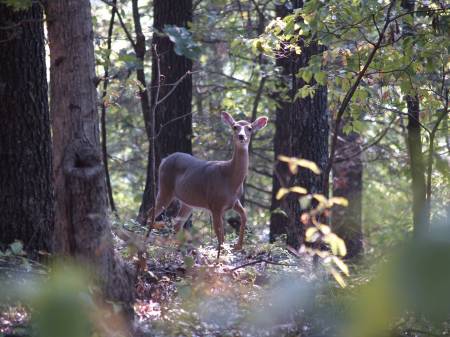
[332,130,364,258]
[270,0,329,249]
[0,4,54,254]
[138,0,193,223]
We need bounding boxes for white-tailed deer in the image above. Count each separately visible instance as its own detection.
[150,112,268,256]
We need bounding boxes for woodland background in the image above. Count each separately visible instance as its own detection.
[0,0,449,336]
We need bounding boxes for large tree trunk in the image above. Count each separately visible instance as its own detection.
[270,0,328,249]
[0,3,54,255]
[401,0,429,238]
[45,0,134,318]
[332,130,364,258]
[138,0,193,223]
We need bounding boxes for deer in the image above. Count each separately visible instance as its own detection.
[149,112,268,257]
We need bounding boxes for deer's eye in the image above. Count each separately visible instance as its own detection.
[247,127,252,132]
[233,125,238,130]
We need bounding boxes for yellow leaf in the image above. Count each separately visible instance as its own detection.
[290,186,307,195]
[295,159,321,174]
[276,187,289,200]
[313,194,328,205]
[318,224,331,235]
[277,155,291,162]
[329,197,349,207]
[330,267,347,288]
[332,256,349,276]
[323,233,339,255]
[305,227,318,241]
[288,162,298,174]
[336,237,347,257]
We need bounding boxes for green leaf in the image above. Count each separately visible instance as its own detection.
[314,71,327,85]
[2,0,32,10]
[163,25,201,60]
[301,69,313,83]
[10,241,24,255]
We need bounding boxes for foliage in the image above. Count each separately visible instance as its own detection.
[163,25,202,60]
[0,0,31,10]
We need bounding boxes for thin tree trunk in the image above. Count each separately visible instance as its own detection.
[406,95,428,237]
[401,0,429,238]
[332,129,364,259]
[45,0,134,319]
[270,0,328,249]
[131,0,156,224]
[138,0,193,224]
[0,3,54,255]
[101,0,118,216]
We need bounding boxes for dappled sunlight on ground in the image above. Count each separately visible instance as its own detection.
[134,240,316,336]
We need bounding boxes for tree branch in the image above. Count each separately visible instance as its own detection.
[324,0,397,192]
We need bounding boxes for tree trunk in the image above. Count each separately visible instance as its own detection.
[138,0,193,223]
[270,0,328,249]
[401,0,429,238]
[406,95,428,237]
[45,0,134,318]
[332,130,364,259]
[0,3,54,255]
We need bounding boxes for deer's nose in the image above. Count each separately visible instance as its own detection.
[238,134,245,141]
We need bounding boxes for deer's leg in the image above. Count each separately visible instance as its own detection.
[152,190,174,222]
[174,202,192,232]
[233,200,247,251]
[212,211,224,259]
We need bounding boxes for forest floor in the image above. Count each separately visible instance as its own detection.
[132,232,327,337]
[1,229,336,337]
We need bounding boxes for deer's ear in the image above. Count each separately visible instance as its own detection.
[221,111,235,127]
[251,116,268,131]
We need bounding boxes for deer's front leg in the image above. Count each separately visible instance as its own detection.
[212,211,224,259]
[174,202,192,232]
[233,200,247,251]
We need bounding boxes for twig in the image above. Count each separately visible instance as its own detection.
[231,258,297,271]
[334,115,397,163]
[156,70,195,106]
[100,0,137,50]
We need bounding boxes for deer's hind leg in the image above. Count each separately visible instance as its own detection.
[150,190,174,226]
[233,200,247,251]
[212,210,225,259]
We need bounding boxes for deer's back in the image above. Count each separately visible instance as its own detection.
[159,152,233,210]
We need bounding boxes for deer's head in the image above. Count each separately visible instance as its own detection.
[221,112,268,148]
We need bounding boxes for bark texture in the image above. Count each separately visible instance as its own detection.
[0,4,54,255]
[138,0,193,223]
[45,0,134,318]
[332,130,364,259]
[270,1,329,249]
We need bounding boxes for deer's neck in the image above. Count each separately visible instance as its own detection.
[227,144,249,190]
